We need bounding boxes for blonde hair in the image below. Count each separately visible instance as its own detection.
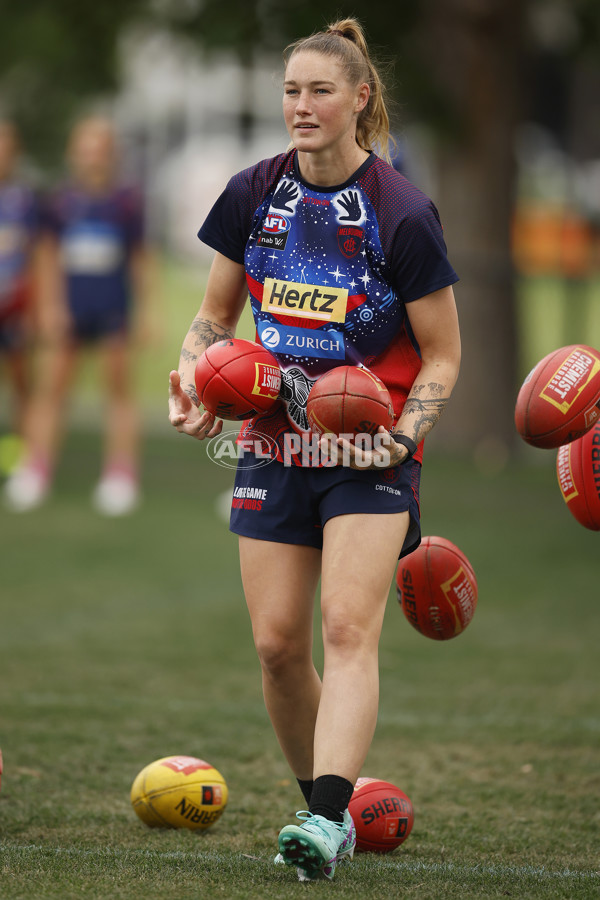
[284,18,393,163]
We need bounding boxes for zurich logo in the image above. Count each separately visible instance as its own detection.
[262,214,290,234]
[261,326,281,349]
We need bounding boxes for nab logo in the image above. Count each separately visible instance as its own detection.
[262,214,289,234]
[258,215,291,250]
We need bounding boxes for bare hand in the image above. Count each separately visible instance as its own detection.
[319,426,407,470]
[168,370,222,440]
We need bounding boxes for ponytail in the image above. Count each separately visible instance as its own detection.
[284,18,393,163]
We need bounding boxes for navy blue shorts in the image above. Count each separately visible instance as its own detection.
[229,454,422,559]
[68,298,129,343]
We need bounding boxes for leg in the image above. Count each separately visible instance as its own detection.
[23,339,78,470]
[98,333,139,473]
[4,348,30,434]
[3,339,77,510]
[314,511,410,783]
[239,536,322,780]
[92,334,140,514]
[276,515,408,878]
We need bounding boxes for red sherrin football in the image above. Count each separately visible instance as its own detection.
[556,421,600,531]
[348,777,414,853]
[306,365,394,438]
[194,338,281,421]
[515,344,600,449]
[396,536,478,641]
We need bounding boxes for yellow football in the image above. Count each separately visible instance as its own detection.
[130,755,228,830]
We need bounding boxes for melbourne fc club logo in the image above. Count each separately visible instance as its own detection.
[337,225,364,259]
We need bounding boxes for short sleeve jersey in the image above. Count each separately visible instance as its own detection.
[43,184,144,312]
[0,181,39,317]
[198,150,458,463]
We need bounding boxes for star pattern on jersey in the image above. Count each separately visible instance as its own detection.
[244,173,403,373]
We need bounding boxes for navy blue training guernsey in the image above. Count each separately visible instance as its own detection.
[43,184,144,314]
[0,181,39,319]
[198,150,458,463]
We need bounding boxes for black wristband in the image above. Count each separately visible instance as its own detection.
[390,432,418,463]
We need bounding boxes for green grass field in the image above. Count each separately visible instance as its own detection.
[1,261,599,897]
[1,427,599,899]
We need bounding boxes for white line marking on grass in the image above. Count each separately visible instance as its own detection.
[2,845,599,881]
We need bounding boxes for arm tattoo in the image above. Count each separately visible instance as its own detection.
[180,317,234,406]
[180,347,197,364]
[402,383,449,444]
[183,381,199,406]
[190,316,234,350]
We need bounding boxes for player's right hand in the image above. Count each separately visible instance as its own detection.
[168,370,222,440]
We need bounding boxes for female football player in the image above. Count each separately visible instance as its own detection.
[5,117,150,514]
[0,122,39,451]
[169,18,460,880]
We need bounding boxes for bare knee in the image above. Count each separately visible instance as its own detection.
[254,631,309,681]
[34,347,75,403]
[105,370,133,403]
[322,610,379,656]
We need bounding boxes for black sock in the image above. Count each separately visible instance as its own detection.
[309,774,354,824]
[297,778,314,805]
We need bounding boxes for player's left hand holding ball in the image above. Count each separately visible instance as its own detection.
[168,370,222,440]
[320,426,405,470]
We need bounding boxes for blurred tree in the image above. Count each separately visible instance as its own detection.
[0,0,147,170]
[414,0,527,458]
[162,0,265,145]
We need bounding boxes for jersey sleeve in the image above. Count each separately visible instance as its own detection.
[197,169,257,264]
[389,198,458,303]
[197,154,290,265]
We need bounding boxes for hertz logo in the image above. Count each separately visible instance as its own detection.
[261,278,347,323]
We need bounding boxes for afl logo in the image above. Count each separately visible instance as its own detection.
[263,214,290,234]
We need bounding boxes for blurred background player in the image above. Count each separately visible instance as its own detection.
[4,116,150,514]
[0,120,39,469]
